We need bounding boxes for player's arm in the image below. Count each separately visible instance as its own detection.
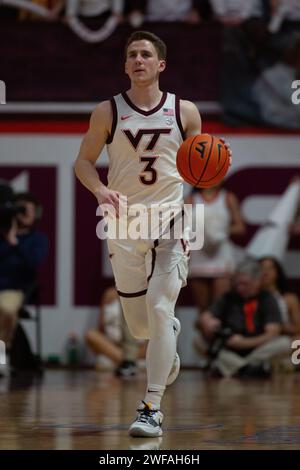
[180,99,233,161]
[180,100,202,138]
[74,101,122,214]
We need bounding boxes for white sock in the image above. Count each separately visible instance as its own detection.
[142,384,165,409]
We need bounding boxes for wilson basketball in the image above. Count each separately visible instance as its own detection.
[176,133,230,188]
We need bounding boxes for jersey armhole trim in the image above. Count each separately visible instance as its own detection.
[106,98,117,144]
[175,96,186,141]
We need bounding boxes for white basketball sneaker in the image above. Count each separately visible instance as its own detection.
[129,401,163,437]
[166,317,181,386]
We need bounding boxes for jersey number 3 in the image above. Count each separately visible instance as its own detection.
[123,128,172,187]
[139,156,158,185]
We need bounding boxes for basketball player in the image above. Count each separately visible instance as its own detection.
[75,30,231,437]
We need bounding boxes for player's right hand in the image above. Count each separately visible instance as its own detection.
[95,186,125,218]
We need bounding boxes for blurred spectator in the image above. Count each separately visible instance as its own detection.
[268,0,300,35]
[18,0,62,20]
[0,191,48,357]
[85,287,146,376]
[2,0,61,20]
[125,0,146,27]
[253,34,300,129]
[247,177,300,262]
[66,0,123,21]
[1,1,123,42]
[199,258,291,377]
[260,257,300,338]
[213,1,272,124]
[210,0,266,25]
[146,0,204,23]
[187,185,245,315]
[65,0,123,42]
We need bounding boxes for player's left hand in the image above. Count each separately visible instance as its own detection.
[220,137,232,166]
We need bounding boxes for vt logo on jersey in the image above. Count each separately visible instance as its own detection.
[123,128,171,151]
[122,128,172,185]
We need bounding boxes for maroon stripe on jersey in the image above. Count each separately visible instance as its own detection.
[117,289,147,298]
[169,208,185,231]
[181,238,191,258]
[106,98,117,144]
[121,91,168,116]
[147,239,159,282]
[175,96,185,141]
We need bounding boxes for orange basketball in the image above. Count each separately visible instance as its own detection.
[176,133,230,188]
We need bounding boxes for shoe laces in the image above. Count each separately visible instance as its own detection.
[136,401,158,423]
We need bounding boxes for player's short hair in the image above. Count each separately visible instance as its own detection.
[235,258,262,279]
[125,31,167,60]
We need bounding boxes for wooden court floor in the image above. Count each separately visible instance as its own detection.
[0,369,300,450]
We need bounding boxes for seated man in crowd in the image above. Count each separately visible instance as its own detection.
[199,258,291,377]
[253,34,300,129]
[0,190,48,364]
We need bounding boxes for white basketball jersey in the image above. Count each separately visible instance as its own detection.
[106,92,185,208]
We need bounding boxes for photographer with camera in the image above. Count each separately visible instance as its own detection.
[0,183,48,373]
[199,258,291,378]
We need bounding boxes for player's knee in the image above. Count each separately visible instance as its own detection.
[146,298,172,334]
